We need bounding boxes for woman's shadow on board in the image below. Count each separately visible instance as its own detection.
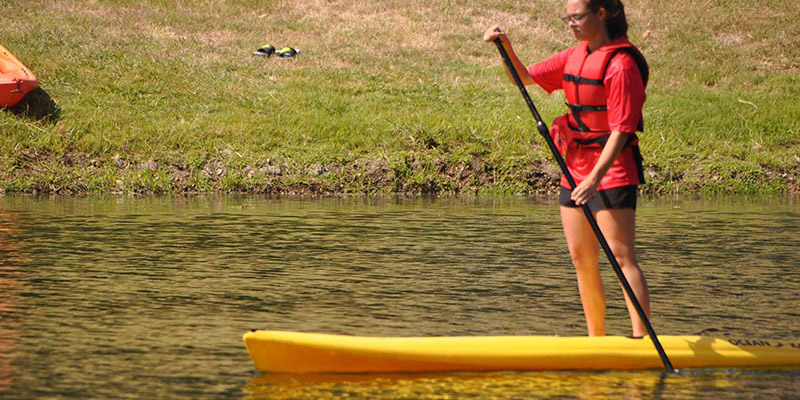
[7,87,60,123]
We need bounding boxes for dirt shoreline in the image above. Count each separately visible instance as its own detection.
[1,150,797,196]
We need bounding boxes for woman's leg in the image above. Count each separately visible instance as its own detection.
[595,208,651,337]
[560,206,605,336]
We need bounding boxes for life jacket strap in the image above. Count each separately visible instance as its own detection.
[603,48,650,87]
[563,74,604,85]
[567,119,599,133]
[574,135,611,146]
[566,102,607,112]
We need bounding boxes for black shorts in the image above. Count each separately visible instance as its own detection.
[559,185,638,212]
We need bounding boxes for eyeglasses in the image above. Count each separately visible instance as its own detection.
[560,11,595,24]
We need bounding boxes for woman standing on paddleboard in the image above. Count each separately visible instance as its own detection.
[484,0,651,337]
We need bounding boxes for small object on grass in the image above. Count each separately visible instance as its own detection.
[275,46,300,58]
[253,44,276,57]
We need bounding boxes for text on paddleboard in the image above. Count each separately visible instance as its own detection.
[729,339,800,348]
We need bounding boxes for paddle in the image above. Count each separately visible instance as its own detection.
[492,38,676,373]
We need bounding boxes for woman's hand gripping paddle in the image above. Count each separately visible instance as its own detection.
[492,37,676,373]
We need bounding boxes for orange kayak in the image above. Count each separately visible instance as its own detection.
[0,43,38,107]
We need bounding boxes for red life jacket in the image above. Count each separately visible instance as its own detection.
[561,37,649,184]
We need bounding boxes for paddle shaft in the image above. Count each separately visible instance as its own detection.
[493,38,675,373]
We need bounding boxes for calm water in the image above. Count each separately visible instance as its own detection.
[0,195,797,399]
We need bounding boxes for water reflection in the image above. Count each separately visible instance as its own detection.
[244,368,800,400]
[0,195,796,400]
[0,210,24,392]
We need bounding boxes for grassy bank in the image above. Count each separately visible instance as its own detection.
[1,0,798,195]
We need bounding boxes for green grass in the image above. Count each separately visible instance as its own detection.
[1,0,798,195]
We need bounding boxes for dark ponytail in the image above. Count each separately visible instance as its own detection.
[589,0,628,39]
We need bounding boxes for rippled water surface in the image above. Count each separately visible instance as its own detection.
[0,195,797,399]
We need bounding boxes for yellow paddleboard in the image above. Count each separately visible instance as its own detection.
[243,330,800,373]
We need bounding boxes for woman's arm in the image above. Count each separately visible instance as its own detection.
[483,26,536,86]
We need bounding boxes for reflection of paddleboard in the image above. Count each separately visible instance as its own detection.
[243,330,800,373]
[0,43,38,107]
[244,369,789,400]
